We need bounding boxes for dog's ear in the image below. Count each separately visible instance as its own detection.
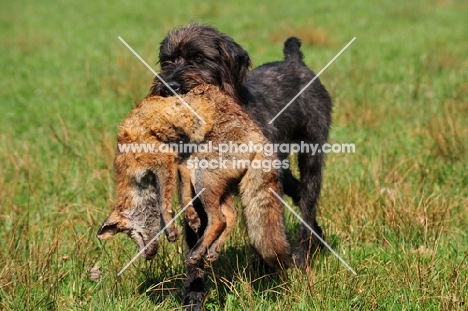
[218,35,252,98]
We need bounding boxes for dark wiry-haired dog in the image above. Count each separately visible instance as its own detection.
[150,23,332,308]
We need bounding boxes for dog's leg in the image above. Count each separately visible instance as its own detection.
[282,167,301,204]
[293,152,324,267]
[179,165,201,232]
[205,195,237,262]
[183,196,207,311]
[183,262,205,311]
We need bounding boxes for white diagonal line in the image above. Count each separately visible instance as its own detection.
[117,36,206,124]
[268,188,357,275]
[117,188,206,276]
[268,37,356,124]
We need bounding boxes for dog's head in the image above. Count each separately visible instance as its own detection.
[150,22,252,101]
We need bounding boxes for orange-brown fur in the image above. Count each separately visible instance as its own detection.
[97,84,291,268]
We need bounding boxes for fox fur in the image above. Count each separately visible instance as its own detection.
[97,84,291,268]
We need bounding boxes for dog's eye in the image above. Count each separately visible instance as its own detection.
[193,54,203,62]
[161,60,172,68]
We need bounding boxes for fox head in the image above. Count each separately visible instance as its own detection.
[97,152,168,260]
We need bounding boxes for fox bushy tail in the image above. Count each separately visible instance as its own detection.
[238,156,292,269]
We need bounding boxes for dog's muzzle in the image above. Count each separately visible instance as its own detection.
[161,81,182,97]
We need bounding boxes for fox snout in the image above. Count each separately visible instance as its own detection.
[97,211,160,260]
[96,212,126,240]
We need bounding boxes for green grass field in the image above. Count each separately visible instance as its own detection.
[1,0,467,309]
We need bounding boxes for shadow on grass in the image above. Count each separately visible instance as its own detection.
[207,245,287,307]
[136,233,335,308]
[136,269,185,306]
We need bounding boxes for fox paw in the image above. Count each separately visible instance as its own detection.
[166,228,179,242]
[186,246,206,264]
[185,205,201,233]
[204,251,219,262]
[204,243,220,262]
[186,214,201,233]
[186,253,202,265]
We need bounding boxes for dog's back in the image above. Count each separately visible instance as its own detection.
[239,37,331,151]
[238,37,332,264]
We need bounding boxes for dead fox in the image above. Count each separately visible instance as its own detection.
[97,84,291,268]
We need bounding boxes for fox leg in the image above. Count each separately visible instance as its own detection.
[157,159,179,242]
[186,187,226,265]
[179,165,201,232]
[205,195,237,262]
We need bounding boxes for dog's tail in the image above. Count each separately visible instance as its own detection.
[283,37,304,63]
[238,154,292,269]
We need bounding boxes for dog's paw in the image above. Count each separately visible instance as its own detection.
[183,291,204,311]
